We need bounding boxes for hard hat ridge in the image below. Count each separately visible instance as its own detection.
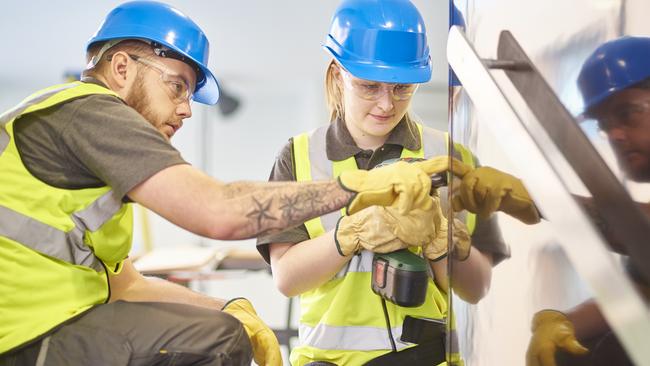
[323,0,431,84]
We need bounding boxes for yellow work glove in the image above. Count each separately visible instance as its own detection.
[339,156,451,215]
[420,190,448,261]
[450,218,472,261]
[449,158,541,224]
[526,310,589,366]
[335,197,437,256]
[222,298,282,366]
[422,195,471,262]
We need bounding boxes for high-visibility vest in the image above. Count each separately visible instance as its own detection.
[0,82,134,353]
[290,123,474,366]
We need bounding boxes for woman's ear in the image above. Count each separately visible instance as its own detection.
[331,63,342,84]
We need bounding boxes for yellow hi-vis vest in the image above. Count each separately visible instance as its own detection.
[0,82,134,354]
[290,123,475,366]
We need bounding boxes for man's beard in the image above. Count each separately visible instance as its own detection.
[625,164,650,182]
[125,76,161,131]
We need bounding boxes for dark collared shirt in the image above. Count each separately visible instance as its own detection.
[14,78,186,199]
[256,118,509,264]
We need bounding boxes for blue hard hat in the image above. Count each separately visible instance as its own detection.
[578,36,650,114]
[87,1,220,105]
[449,1,465,87]
[323,0,431,84]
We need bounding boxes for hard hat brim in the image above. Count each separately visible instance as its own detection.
[193,66,220,105]
[324,46,431,84]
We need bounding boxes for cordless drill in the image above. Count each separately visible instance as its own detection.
[370,158,447,307]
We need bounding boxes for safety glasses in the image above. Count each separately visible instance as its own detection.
[340,69,418,101]
[592,100,650,133]
[128,54,194,105]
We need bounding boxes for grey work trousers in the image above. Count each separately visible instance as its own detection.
[0,301,253,366]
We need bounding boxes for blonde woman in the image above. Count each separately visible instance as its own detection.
[257,1,509,364]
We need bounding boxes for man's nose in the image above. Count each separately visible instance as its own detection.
[176,100,192,119]
[607,125,627,142]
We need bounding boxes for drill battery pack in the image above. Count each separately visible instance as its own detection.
[371,249,429,307]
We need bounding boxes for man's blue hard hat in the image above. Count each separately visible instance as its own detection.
[87,1,220,105]
[323,0,431,84]
[578,36,650,114]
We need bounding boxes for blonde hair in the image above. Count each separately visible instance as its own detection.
[325,59,345,122]
[324,59,419,140]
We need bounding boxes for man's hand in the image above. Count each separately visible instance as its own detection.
[338,157,451,215]
[222,298,282,366]
[526,310,589,366]
[335,197,438,256]
[450,159,540,224]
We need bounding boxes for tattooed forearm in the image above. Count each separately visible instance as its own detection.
[221,180,354,238]
[246,197,277,228]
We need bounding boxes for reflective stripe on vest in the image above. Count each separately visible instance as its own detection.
[0,127,7,155]
[0,82,123,271]
[0,188,124,271]
[299,321,459,353]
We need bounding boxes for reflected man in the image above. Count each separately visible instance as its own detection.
[526,36,650,366]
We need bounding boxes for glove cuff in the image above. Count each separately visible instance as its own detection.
[222,297,248,311]
[453,245,471,261]
[532,309,570,331]
[428,252,448,262]
[334,216,353,257]
[336,176,357,215]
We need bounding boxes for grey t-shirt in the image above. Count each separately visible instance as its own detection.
[256,118,510,265]
[14,83,186,199]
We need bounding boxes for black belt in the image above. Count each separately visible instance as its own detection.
[364,316,447,366]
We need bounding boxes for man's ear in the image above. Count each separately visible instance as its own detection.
[108,51,135,89]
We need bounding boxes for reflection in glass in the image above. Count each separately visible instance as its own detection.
[446,1,649,365]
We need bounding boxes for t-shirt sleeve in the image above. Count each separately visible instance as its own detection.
[470,214,510,265]
[256,139,311,264]
[58,95,187,198]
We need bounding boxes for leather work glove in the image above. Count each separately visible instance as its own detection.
[335,197,438,256]
[339,156,451,215]
[526,310,589,366]
[449,158,541,224]
[422,195,471,261]
[450,218,472,261]
[222,298,282,366]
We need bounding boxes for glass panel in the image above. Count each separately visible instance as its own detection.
[447,1,650,365]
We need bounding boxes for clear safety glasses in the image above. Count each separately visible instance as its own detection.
[592,100,650,134]
[128,54,194,105]
[340,70,418,102]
